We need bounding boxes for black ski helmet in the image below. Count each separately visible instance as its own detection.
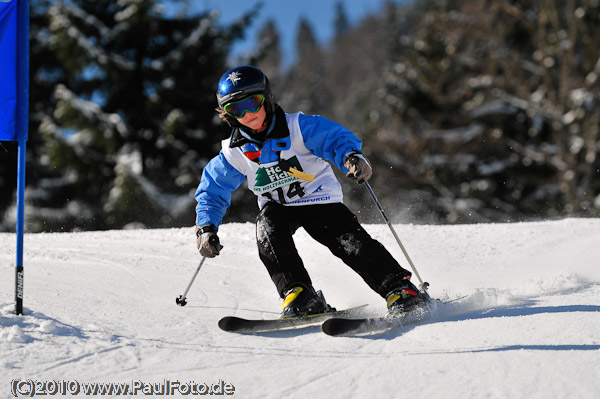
[216,65,274,115]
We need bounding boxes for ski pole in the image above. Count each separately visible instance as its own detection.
[176,236,219,306]
[176,256,207,306]
[363,181,430,294]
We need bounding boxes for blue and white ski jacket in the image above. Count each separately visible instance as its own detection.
[195,109,363,229]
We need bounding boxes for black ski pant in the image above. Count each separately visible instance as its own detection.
[256,202,412,299]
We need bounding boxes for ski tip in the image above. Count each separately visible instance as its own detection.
[321,319,341,336]
[321,318,363,336]
[218,316,243,332]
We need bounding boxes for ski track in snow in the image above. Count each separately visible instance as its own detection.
[1,219,600,398]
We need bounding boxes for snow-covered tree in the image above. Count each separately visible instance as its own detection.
[28,0,256,230]
[369,0,600,222]
[0,0,69,231]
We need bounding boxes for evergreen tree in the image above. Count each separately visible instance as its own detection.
[253,19,282,81]
[373,0,600,222]
[28,0,256,231]
[1,0,70,232]
[280,18,330,115]
[296,17,318,60]
[333,1,350,38]
[4,0,598,231]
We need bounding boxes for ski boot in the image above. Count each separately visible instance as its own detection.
[386,278,428,316]
[281,284,335,318]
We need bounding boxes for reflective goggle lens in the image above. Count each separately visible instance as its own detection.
[224,94,265,118]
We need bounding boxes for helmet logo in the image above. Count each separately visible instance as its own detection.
[226,71,242,86]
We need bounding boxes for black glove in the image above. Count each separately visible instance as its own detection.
[195,225,223,258]
[344,153,373,184]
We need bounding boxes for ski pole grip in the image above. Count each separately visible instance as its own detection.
[208,234,220,247]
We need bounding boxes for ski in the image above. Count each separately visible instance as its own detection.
[218,305,367,333]
[321,308,428,336]
[321,298,463,337]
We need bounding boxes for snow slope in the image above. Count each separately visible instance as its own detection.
[1,219,600,398]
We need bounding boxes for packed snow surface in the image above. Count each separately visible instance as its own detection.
[1,219,600,398]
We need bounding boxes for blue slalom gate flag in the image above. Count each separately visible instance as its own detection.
[1,0,29,316]
[0,0,18,141]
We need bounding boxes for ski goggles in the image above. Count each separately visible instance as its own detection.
[223,94,265,118]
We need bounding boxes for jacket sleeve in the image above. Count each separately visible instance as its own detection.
[297,114,363,172]
[195,151,246,229]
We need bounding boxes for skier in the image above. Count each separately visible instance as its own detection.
[195,65,426,318]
